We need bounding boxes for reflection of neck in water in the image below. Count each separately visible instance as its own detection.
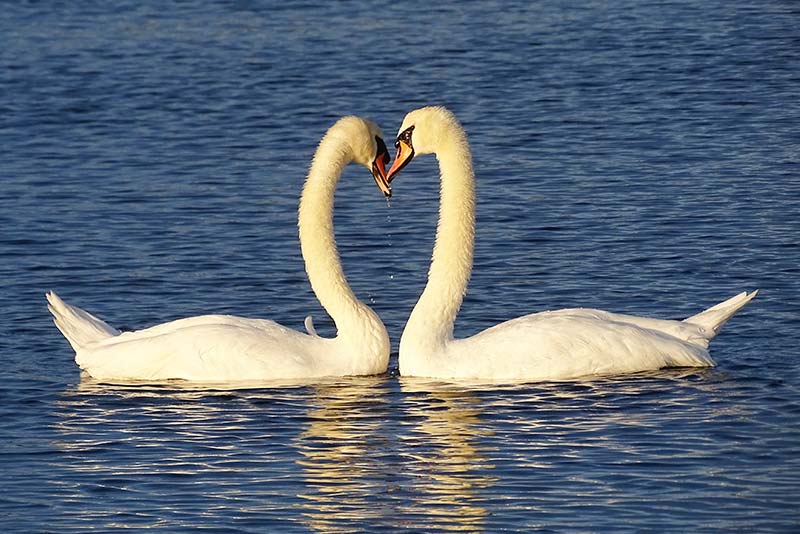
[400,378,497,532]
[294,377,393,533]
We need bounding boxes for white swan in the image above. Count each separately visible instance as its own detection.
[385,106,757,381]
[47,116,393,382]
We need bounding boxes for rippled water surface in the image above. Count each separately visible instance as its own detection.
[2,1,799,532]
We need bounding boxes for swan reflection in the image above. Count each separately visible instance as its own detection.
[293,376,395,532]
[53,376,379,530]
[53,377,281,459]
[49,369,726,531]
[398,378,498,532]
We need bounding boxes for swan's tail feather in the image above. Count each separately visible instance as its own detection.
[304,315,319,337]
[684,290,758,339]
[46,291,120,352]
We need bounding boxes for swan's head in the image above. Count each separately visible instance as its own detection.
[387,106,461,181]
[331,116,392,197]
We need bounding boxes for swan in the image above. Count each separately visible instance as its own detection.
[47,116,393,382]
[385,106,757,381]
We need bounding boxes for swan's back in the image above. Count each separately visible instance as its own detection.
[75,315,331,381]
[438,309,714,381]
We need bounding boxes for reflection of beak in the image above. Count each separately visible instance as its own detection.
[372,151,392,198]
[387,140,414,183]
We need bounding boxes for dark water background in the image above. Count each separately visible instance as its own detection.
[2,1,799,532]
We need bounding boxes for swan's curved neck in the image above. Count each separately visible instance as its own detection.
[402,128,475,353]
[298,136,384,349]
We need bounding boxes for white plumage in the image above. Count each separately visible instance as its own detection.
[386,106,757,381]
[47,116,391,382]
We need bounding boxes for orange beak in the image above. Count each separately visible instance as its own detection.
[371,149,392,198]
[387,140,415,183]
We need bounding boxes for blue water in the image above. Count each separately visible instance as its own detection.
[2,1,799,531]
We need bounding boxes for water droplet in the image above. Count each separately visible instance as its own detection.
[385,211,393,248]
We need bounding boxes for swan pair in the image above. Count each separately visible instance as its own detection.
[47,107,756,382]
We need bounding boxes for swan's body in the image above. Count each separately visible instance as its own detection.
[386,106,757,381]
[48,116,392,381]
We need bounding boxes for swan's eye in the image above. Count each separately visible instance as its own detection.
[396,125,415,148]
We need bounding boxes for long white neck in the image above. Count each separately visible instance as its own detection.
[298,135,387,356]
[401,126,475,355]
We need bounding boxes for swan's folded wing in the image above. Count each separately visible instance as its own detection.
[76,315,323,381]
[452,310,713,380]
[568,309,713,349]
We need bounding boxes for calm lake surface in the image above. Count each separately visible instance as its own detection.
[2,1,799,531]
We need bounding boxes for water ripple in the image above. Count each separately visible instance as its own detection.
[2,0,799,531]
